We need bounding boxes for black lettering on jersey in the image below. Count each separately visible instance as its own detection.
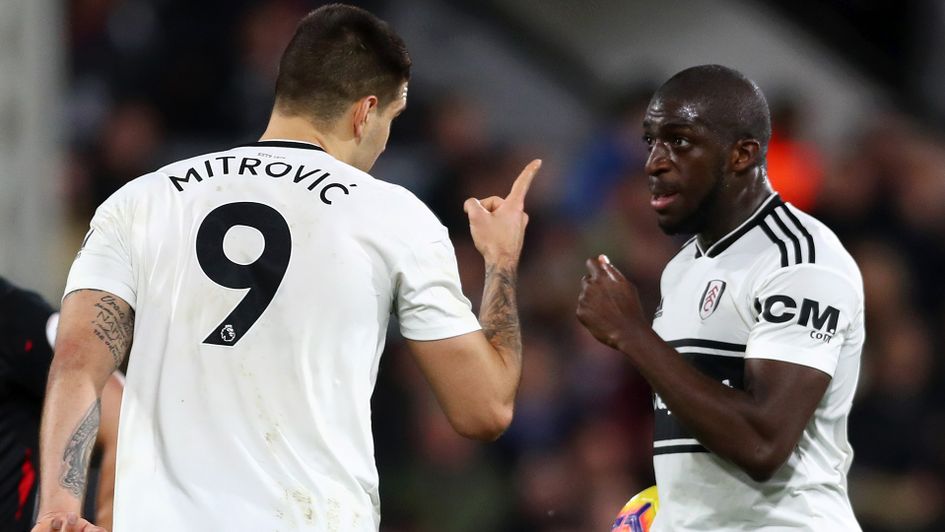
[761,294,796,323]
[168,167,205,192]
[307,172,331,191]
[320,183,354,204]
[265,162,292,178]
[165,156,356,206]
[239,157,262,175]
[760,295,840,334]
[798,298,839,333]
[293,166,321,183]
[216,155,235,173]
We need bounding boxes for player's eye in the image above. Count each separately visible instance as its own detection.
[672,136,690,148]
[642,135,654,151]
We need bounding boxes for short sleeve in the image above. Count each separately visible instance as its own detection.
[394,234,481,341]
[746,264,862,377]
[64,191,137,309]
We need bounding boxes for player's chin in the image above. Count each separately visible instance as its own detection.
[655,203,701,236]
[656,214,684,235]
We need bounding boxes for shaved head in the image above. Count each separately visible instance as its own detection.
[653,65,771,157]
[642,65,776,241]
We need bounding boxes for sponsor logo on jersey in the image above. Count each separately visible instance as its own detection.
[698,280,726,320]
[654,297,664,319]
[760,295,840,343]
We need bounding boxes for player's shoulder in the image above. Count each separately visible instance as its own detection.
[116,149,228,192]
[729,195,858,277]
[346,167,446,234]
[748,202,863,302]
[779,202,860,278]
[155,149,223,175]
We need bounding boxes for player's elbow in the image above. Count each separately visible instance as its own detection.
[741,444,790,482]
[450,403,514,442]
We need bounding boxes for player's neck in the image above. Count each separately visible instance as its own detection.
[259,112,329,149]
[697,173,773,250]
[260,111,366,169]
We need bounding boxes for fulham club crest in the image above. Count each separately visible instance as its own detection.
[699,280,727,320]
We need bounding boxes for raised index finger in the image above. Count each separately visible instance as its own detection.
[505,159,542,207]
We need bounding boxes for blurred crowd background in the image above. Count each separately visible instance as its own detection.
[3,0,945,530]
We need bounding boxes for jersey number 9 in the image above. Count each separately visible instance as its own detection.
[196,202,291,346]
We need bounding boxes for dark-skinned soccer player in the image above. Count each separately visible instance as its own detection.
[578,65,862,531]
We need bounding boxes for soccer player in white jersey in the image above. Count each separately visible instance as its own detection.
[577,65,863,531]
[33,5,539,531]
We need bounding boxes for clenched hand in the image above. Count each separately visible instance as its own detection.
[576,255,647,351]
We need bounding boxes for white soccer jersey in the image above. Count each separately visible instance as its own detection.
[64,140,481,531]
[650,194,863,531]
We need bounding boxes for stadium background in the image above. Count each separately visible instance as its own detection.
[2,0,945,530]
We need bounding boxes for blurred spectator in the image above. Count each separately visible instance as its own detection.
[90,101,163,208]
[386,401,513,532]
[225,1,308,138]
[561,86,654,221]
[766,97,824,211]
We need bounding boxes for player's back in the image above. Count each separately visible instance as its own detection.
[83,140,456,530]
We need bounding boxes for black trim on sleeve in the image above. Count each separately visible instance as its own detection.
[769,210,803,264]
[779,205,816,264]
[759,220,789,268]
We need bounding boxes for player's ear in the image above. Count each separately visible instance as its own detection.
[730,138,762,173]
[352,95,379,139]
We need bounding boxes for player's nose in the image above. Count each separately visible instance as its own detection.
[645,142,671,178]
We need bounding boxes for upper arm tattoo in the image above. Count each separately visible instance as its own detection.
[90,293,135,369]
[479,264,521,354]
[59,399,101,499]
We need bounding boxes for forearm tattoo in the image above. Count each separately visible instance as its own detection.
[59,399,101,499]
[480,264,522,354]
[91,293,134,368]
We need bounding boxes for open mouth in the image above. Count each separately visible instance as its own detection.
[650,191,679,210]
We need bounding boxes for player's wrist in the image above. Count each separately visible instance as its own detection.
[37,496,83,518]
[613,322,651,356]
[482,252,520,270]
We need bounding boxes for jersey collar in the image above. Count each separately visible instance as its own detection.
[239,140,326,151]
[694,193,783,258]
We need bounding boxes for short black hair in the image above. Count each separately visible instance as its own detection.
[274,4,411,124]
[655,65,771,153]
